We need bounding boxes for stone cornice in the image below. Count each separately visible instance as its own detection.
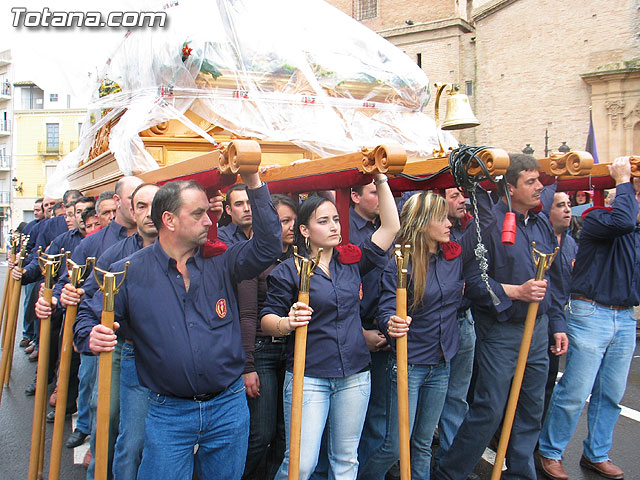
[472,0,520,22]
[377,17,474,39]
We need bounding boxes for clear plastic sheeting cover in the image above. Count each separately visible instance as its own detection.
[46,0,457,197]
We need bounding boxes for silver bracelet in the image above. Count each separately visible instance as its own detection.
[374,176,388,186]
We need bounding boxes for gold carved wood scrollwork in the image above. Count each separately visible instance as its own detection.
[538,151,594,177]
[629,156,640,177]
[360,144,407,174]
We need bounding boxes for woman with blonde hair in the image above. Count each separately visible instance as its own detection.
[359,191,465,480]
[261,173,400,480]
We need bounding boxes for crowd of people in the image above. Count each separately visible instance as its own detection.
[4,154,638,480]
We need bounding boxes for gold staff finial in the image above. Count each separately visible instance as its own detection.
[92,262,130,312]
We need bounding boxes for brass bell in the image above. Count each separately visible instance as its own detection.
[441,90,480,130]
[433,83,480,157]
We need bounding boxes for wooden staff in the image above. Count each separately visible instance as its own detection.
[288,247,321,480]
[0,235,29,403]
[93,262,130,480]
[49,255,94,480]
[28,250,65,480]
[0,234,18,346]
[491,243,557,480]
[394,245,411,480]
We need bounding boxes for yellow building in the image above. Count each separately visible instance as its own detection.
[12,81,85,226]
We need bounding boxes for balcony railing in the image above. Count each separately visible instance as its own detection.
[37,141,61,155]
[0,155,9,169]
[37,140,78,155]
[0,79,10,98]
[0,191,10,204]
[0,119,10,133]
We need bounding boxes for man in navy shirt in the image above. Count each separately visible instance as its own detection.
[87,172,282,479]
[538,157,638,480]
[40,176,141,476]
[350,180,390,474]
[434,154,569,480]
[218,183,252,244]
[19,198,44,346]
[434,187,477,474]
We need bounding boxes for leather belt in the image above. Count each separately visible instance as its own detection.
[571,295,628,311]
[182,391,223,402]
[256,335,287,344]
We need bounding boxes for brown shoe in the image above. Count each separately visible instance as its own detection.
[25,343,35,354]
[49,386,58,407]
[580,455,623,479]
[82,449,92,469]
[536,453,568,480]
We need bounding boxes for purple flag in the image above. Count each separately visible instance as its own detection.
[586,108,599,164]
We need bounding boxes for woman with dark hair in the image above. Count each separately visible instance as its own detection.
[571,190,591,206]
[358,192,464,480]
[241,194,299,480]
[261,174,399,479]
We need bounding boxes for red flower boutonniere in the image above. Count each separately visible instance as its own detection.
[201,239,228,258]
[440,241,461,260]
[336,243,362,264]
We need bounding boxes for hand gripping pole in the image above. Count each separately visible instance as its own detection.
[394,245,411,480]
[288,246,321,480]
[93,262,130,480]
[490,243,557,480]
[28,249,65,480]
[49,255,95,480]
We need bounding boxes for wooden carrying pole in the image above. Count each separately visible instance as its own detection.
[49,256,93,480]
[0,236,29,404]
[491,243,557,480]
[0,235,18,346]
[28,251,64,480]
[394,245,411,480]
[93,262,129,480]
[288,247,321,480]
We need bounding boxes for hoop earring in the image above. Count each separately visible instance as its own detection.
[338,235,343,244]
[305,237,310,251]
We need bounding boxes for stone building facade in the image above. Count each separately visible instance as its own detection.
[327,0,640,160]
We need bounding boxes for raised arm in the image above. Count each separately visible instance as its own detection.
[370,174,401,252]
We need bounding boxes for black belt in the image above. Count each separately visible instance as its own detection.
[177,391,223,402]
[256,335,287,344]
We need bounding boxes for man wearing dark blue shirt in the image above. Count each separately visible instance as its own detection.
[218,183,252,245]
[19,198,44,346]
[38,176,141,476]
[434,154,569,480]
[87,173,282,479]
[538,157,638,480]
[349,181,390,474]
[435,187,477,473]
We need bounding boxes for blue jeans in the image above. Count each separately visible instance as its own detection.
[243,338,286,479]
[275,370,371,480]
[21,283,36,340]
[113,342,149,480]
[357,349,390,478]
[137,376,249,480]
[76,353,97,434]
[436,311,475,460]
[538,300,636,462]
[359,359,450,480]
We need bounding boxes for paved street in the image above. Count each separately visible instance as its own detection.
[0,263,639,479]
